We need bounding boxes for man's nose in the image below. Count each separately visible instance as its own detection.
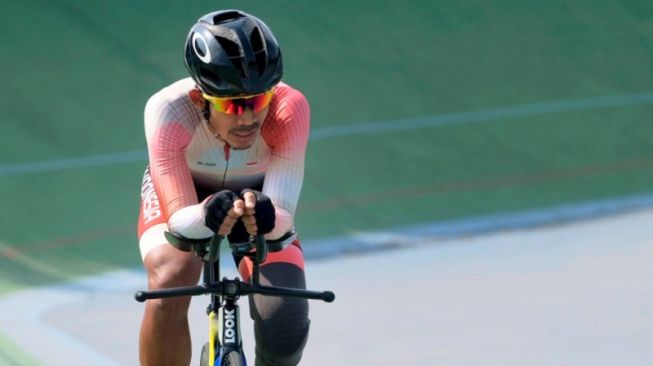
[236,108,256,125]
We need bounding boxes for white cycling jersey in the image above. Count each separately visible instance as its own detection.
[138,77,310,258]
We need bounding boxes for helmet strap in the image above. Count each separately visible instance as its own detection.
[202,100,211,121]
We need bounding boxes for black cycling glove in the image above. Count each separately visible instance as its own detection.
[241,189,276,234]
[203,190,239,232]
[227,219,250,243]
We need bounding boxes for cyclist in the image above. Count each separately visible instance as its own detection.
[137,9,311,366]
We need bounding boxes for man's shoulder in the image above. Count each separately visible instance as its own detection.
[146,78,195,107]
[145,78,198,122]
[273,82,307,103]
[268,82,310,120]
[261,82,310,146]
[144,78,200,139]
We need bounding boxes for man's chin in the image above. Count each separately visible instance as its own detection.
[227,130,259,150]
[231,143,254,150]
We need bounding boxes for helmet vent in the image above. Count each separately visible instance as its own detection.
[212,11,243,25]
[250,28,267,75]
[216,36,241,58]
[200,68,222,86]
[250,28,264,53]
[216,36,247,78]
[254,52,267,75]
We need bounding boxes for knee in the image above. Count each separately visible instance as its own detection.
[145,245,202,289]
[143,246,202,316]
[251,262,311,365]
[254,303,310,366]
[252,288,310,365]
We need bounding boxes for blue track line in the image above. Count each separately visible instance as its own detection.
[302,191,653,259]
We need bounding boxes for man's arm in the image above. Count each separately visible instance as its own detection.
[260,86,311,239]
[144,90,213,239]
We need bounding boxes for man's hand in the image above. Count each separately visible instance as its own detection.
[204,189,276,238]
[240,189,276,236]
[204,190,243,236]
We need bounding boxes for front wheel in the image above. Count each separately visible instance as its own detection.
[199,342,210,366]
[199,343,243,366]
[223,351,243,366]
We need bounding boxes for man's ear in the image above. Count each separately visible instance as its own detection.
[188,88,205,108]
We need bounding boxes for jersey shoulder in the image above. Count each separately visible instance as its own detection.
[269,82,310,116]
[262,82,311,146]
[144,78,201,141]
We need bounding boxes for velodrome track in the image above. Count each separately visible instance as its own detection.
[2,2,653,364]
[1,200,651,366]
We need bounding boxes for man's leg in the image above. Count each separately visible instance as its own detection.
[238,243,310,366]
[139,244,203,366]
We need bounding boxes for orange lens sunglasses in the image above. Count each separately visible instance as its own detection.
[203,88,275,115]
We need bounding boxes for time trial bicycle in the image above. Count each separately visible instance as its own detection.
[135,232,335,366]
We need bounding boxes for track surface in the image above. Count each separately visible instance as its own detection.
[1,207,651,365]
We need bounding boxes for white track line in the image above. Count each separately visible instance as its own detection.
[2,91,653,176]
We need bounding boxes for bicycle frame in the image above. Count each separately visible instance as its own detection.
[205,240,243,366]
[135,234,334,366]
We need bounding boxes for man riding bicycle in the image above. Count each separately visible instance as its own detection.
[137,9,311,366]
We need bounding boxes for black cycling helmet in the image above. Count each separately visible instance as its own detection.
[184,10,283,97]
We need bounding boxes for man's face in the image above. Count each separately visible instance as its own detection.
[208,106,269,150]
[190,88,274,150]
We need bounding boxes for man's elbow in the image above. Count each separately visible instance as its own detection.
[267,207,294,240]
